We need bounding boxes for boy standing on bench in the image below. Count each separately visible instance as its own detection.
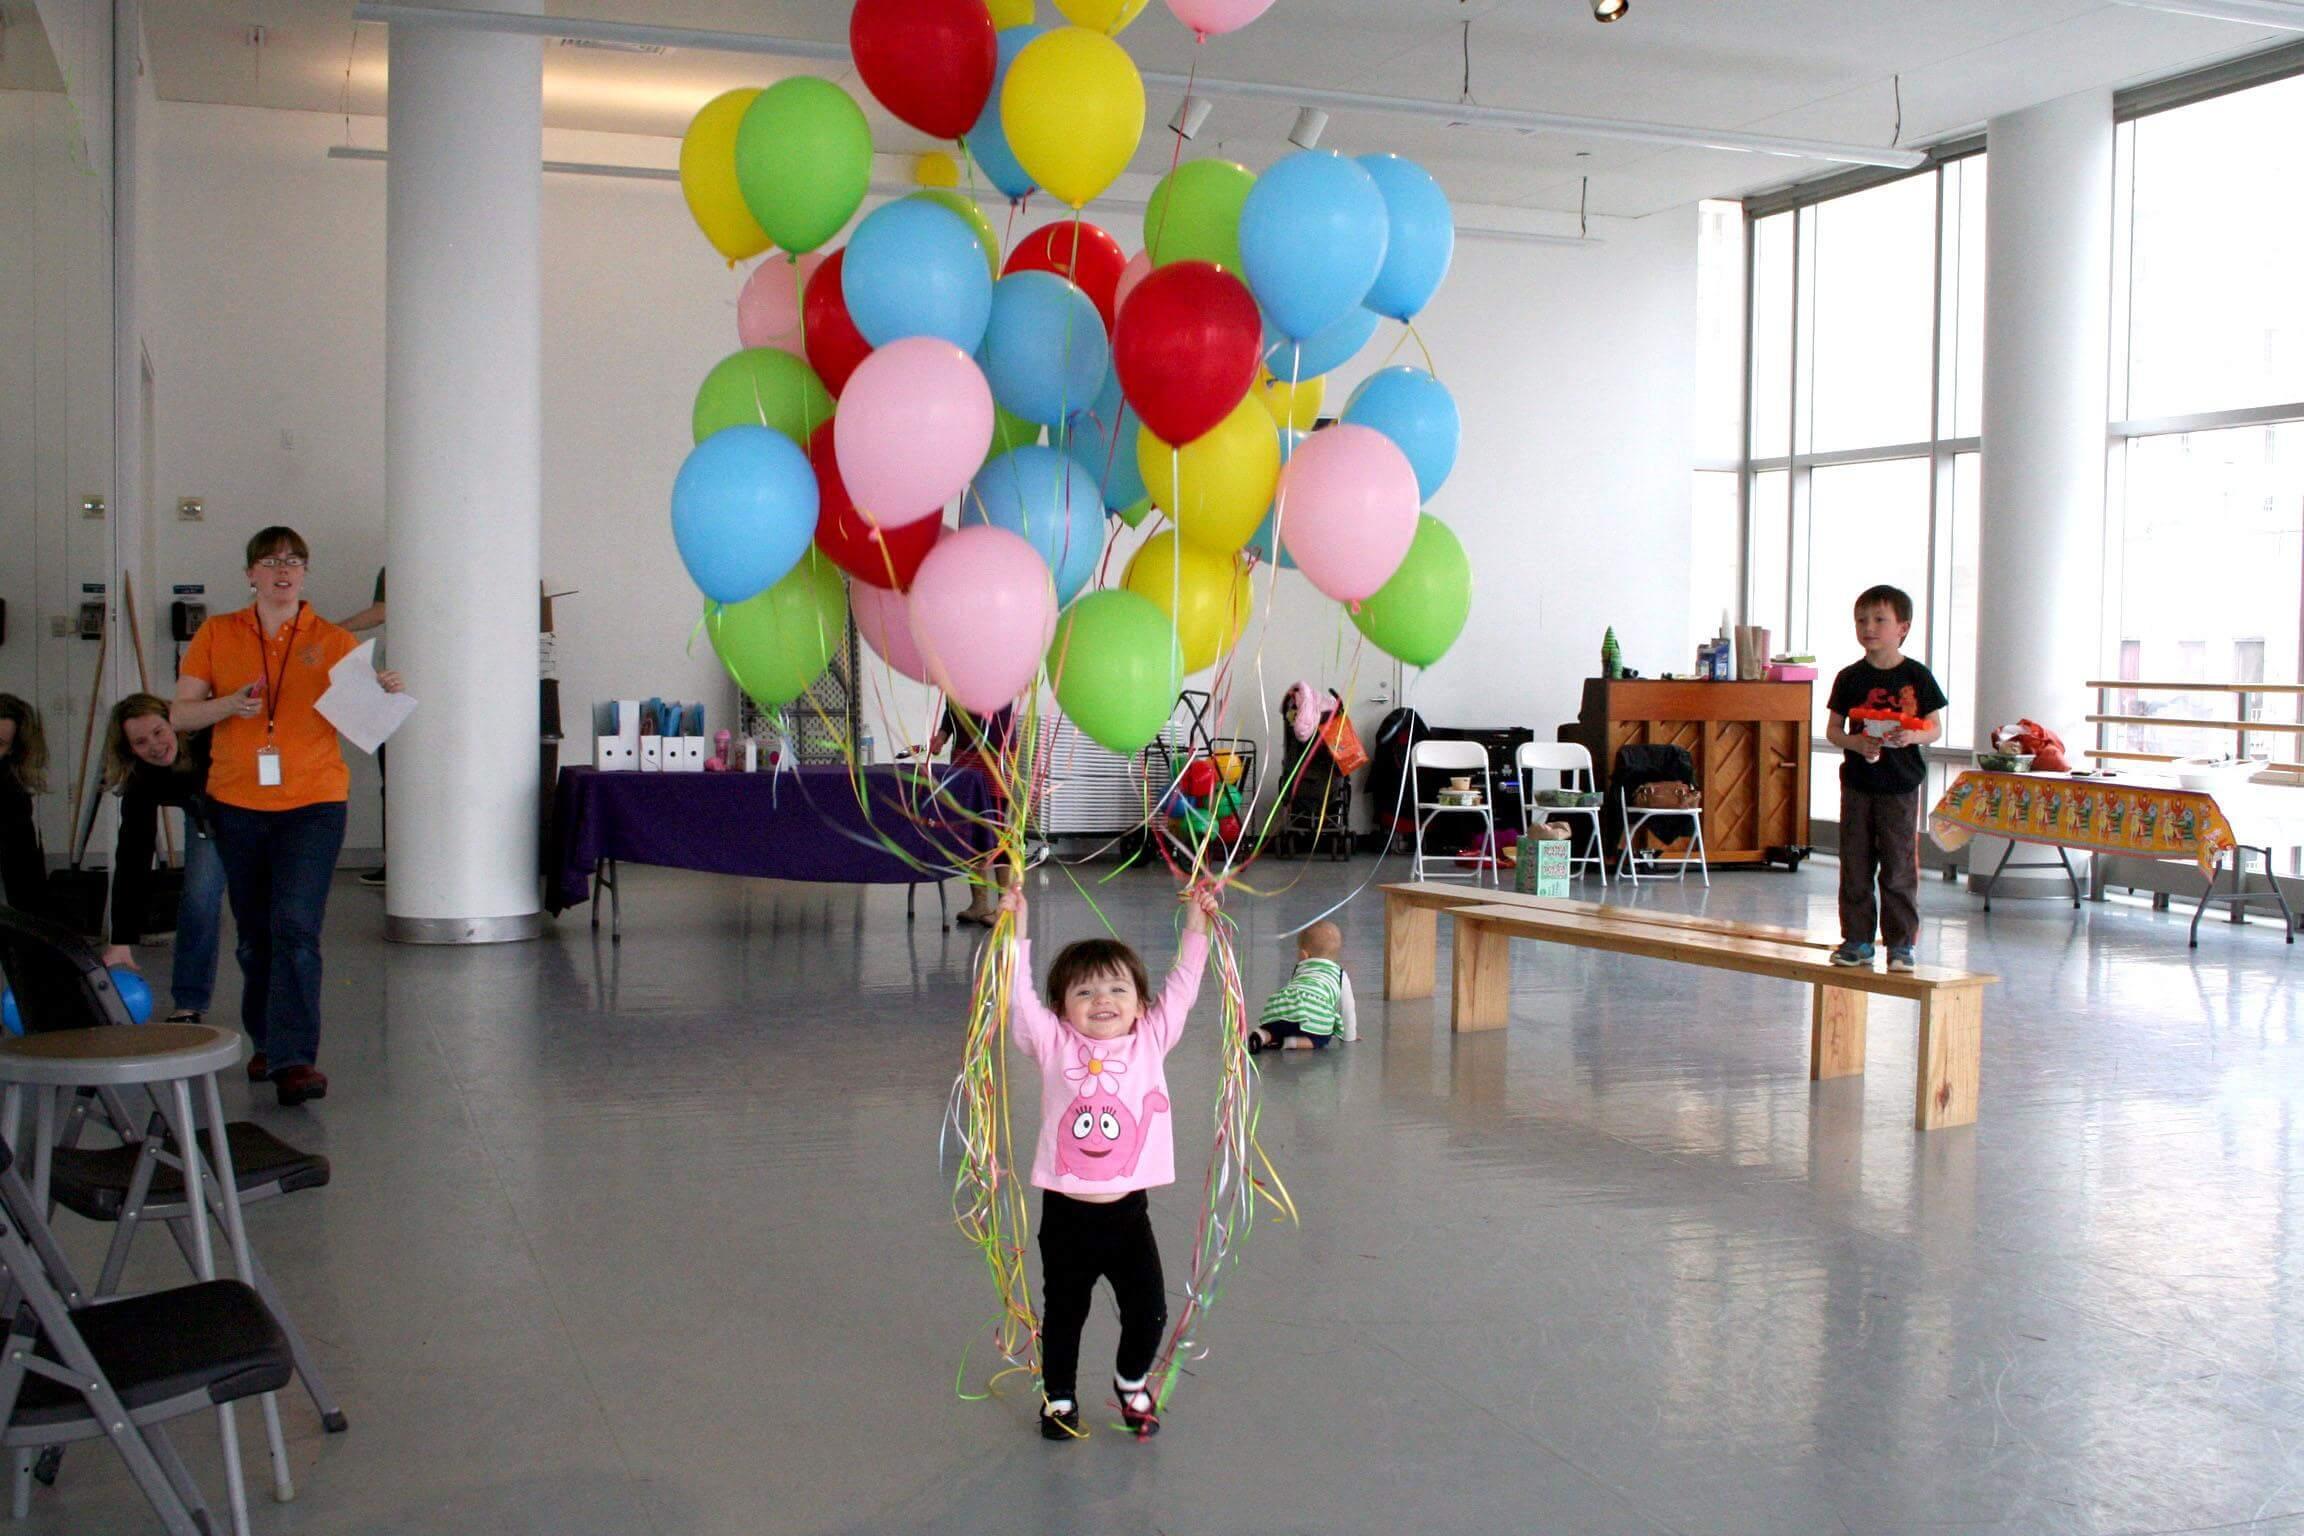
[1823,584,1946,974]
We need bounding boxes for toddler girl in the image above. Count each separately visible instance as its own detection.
[999,882,1217,1441]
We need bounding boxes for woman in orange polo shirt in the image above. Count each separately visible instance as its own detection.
[174,526,403,1106]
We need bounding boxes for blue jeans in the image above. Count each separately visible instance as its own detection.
[168,823,227,1014]
[211,801,347,1072]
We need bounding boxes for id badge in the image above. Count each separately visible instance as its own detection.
[256,745,283,788]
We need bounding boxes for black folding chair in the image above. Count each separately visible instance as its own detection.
[0,1131,291,1535]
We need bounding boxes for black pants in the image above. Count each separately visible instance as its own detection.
[1839,786,1920,950]
[1038,1190,1166,1403]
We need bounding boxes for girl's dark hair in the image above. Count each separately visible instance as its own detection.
[1045,937,1151,1012]
[245,525,310,567]
[0,694,48,793]
[102,693,172,791]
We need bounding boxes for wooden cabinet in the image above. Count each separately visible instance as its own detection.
[1561,679,1812,867]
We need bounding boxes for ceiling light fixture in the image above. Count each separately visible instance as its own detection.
[1170,96,1212,140]
[1592,0,1629,21]
[2106,0,2304,29]
[352,2,1924,169]
[1288,107,1328,148]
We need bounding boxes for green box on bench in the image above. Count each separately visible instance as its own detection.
[1515,838,1571,897]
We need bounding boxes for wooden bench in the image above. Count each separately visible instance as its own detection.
[1376,883,1998,1132]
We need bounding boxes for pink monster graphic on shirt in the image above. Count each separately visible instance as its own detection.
[1054,1084,1170,1182]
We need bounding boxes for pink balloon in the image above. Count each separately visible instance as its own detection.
[908,525,1057,713]
[1165,0,1276,36]
[852,580,933,683]
[1277,424,1421,603]
[835,338,994,528]
[1113,250,1152,316]
[737,252,821,353]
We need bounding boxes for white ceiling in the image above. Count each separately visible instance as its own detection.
[131,0,2296,217]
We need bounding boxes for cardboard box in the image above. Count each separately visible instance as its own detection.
[596,736,637,771]
[1514,837,1572,897]
[640,736,663,772]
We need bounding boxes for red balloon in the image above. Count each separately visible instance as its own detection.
[849,0,998,141]
[1004,220,1129,333]
[810,423,942,590]
[1179,758,1221,798]
[1112,262,1262,447]
[804,249,873,398]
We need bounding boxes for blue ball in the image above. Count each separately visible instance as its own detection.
[107,967,153,1025]
[983,272,1109,428]
[843,199,994,353]
[1061,368,1149,515]
[671,426,819,606]
[1343,367,1460,502]
[963,447,1108,606]
[1261,305,1379,382]
[1,989,17,1037]
[1238,150,1391,342]
[967,24,1047,202]
[1357,154,1455,322]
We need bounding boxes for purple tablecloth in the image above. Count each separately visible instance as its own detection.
[546,764,995,914]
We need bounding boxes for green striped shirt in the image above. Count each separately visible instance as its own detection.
[1260,957,1346,1037]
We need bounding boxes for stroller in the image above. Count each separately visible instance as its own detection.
[1275,684,1355,860]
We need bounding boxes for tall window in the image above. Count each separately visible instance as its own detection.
[2108,72,2304,768]
[1745,154,1988,821]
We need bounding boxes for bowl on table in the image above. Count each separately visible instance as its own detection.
[1974,751,2035,774]
[2174,757,2262,793]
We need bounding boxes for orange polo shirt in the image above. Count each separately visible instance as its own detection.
[182,603,360,812]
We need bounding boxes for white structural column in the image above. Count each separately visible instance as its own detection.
[383,4,543,942]
[1971,88,2113,895]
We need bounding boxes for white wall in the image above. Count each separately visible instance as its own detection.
[145,100,1697,850]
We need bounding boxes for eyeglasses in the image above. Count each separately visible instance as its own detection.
[255,556,307,569]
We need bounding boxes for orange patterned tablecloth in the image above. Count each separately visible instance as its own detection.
[1928,771,2236,878]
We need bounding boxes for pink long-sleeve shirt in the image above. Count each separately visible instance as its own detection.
[1012,930,1209,1197]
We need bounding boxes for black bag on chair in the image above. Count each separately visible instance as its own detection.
[1607,743,1699,849]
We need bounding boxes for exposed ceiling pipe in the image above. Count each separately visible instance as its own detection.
[349,1,1926,170]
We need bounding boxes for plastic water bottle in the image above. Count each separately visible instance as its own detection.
[859,729,875,765]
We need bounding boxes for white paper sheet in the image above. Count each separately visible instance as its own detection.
[316,639,417,755]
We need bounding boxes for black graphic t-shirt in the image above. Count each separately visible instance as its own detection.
[1828,657,1948,795]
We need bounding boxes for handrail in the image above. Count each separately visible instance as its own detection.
[2087,714,2304,733]
[2086,680,2304,694]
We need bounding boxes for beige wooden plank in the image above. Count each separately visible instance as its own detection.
[1915,987,1984,1131]
[1385,893,1439,1001]
[1810,987,1868,1080]
[1380,882,1833,949]
[1450,915,1513,1033]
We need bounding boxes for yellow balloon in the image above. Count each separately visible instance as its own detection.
[679,89,772,264]
[1256,369,1325,432]
[1137,398,1281,555]
[1055,0,1151,31]
[989,0,1036,23]
[914,151,962,189]
[1001,28,1145,210]
[1124,532,1251,674]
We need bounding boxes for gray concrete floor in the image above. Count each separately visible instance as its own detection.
[21,855,2304,1535]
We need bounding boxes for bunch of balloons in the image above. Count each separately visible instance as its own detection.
[1165,754,1245,842]
[668,0,1474,759]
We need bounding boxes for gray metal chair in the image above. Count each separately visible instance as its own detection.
[1516,741,1606,886]
[1410,740,1498,885]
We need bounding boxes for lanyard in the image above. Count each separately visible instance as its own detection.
[254,603,304,738]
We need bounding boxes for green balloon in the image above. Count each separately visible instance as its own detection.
[910,189,1002,282]
[707,550,850,709]
[693,349,835,447]
[1350,514,1470,668]
[1048,589,1183,755]
[1114,495,1153,529]
[1143,160,1254,271]
[735,78,872,255]
[985,399,1043,468]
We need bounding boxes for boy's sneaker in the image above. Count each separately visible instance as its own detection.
[1040,1400,1082,1441]
[1887,947,1917,973]
[1828,942,1875,967]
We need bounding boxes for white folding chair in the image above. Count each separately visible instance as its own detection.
[1616,784,1710,886]
[1409,740,1497,885]
[1516,742,1606,887]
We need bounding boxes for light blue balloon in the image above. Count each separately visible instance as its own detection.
[1,989,17,1036]
[1342,367,1459,501]
[966,24,1046,201]
[670,426,818,605]
[1237,150,1390,341]
[963,446,1107,605]
[1357,154,1455,322]
[1261,305,1379,381]
[843,199,993,352]
[107,966,153,1024]
[1062,367,1148,514]
[1245,429,1307,569]
[983,271,1110,428]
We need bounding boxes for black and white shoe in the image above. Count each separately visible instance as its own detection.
[1040,1399,1083,1441]
[1114,1379,1159,1438]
